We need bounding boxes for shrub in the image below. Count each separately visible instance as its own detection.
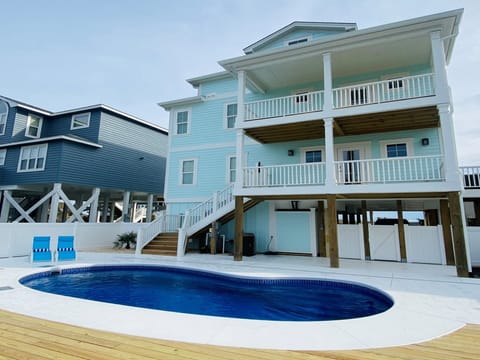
[114,231,137,249]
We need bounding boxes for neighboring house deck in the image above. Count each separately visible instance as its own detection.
[0,96,168,223]
[148,9,477,277]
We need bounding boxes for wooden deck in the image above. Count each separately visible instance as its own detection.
[0,310,478,359]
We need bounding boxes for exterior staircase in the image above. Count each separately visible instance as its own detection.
[141,232,178,256]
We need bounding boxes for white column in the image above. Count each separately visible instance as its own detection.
[122,191,131,222]
[324,118,336,188]
[0,191,11,222]
[236,70,246,191]
[146,194,154,222]
[88,188,100,223]
[430,31,450,103]
[101,195,110,223]
[438,104,461,185]
[49,184,61,223]
[323,52,333,112]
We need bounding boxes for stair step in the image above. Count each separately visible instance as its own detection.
[141,232,178,256]
[142,249,177,256]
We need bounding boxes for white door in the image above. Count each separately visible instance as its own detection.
[336,146,366,184]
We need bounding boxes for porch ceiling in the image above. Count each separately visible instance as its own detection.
[244,106,439,144]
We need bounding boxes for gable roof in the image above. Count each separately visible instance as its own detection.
[243,21,357,54]
[0,95,167,134]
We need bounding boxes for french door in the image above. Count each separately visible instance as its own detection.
[336,146,365,184]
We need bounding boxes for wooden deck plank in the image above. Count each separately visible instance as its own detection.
[0,310,479,360]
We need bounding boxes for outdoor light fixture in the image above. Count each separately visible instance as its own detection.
[288,149,294,156]
[421,138,429,146]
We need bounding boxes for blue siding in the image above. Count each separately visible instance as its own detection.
[199,76,237,96]
[46,111,101,142]
[0,105,18,145]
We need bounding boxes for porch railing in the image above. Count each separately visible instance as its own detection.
[243,162,326,187]
[244,90,324,121]
[333,73,435,109]
[460,166,480,189]
[334,155,444,184]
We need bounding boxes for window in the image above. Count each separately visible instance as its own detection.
[305,150,322,163]
[180,159,196,185]
[25,114,43,138]
[0,149,6,165]
[71,113,91,129]
[350,88,368,105]
[175,110,189,135]
[18,144,48,172]
[227,156,236,183]
[0,101,8,135]
[386,143,408,158]
[388,79,404,89]
[225,103,237,129]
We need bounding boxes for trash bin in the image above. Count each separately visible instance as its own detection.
[243,233,255,256]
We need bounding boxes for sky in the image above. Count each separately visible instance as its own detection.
[1,0,479,164]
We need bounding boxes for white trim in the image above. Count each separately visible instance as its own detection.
[25,113,43,139]
[179,158,197,186]
[379,138,414,158]
[0,100,8,136]
[0,149,6,165]
[335,141,372,160]
[70,112,91,130]
[174,108,191,136]
[226,154,237,184]
[0,135,102,149]
[224,102,237,129]
[17,143,48,172]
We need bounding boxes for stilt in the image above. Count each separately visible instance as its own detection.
[396,200,407,262]
[210,222,217,255]
[326,194,339,268]
[122,191,131,222]
[234,196,243,261]
[440,199,455,265]
[448,192,469,277]
[317,201,326,257]
[362,200,371,260]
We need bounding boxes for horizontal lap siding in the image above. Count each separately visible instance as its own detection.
[199,77,237,96]
[256,29,346,52]
[46,111,101,142]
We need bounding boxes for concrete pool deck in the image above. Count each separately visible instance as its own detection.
[0,251,479,351]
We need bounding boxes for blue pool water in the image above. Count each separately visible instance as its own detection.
[20,265,393,321]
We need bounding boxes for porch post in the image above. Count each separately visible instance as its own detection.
[322,52,333,112]
[146,194,154,222]
[447,192,469,277]
[440,199,455,265]
[317,201,326,257]
[122,191,131,222]
[437,104,460,185]
[0,190,11,222]
[101,195,110,223]
[430,31,450,102]
[396,200,407,262]
[235,70,246,191]
[234,196,244,261]
[361,200,371,260]
[49,184,61,223]
[41,201,50,222]
[88,188,100,223]
[324,118,335,188]
[325,194,339,268]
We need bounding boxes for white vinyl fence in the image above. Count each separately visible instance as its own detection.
[0,223,146,258]
[467,227,480,266]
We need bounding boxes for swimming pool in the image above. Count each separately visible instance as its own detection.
[20,265,393,321]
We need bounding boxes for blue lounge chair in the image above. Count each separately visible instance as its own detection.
[57,235,76,261]
[31,236,53,262]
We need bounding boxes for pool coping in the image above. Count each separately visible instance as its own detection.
[0,253,479,350]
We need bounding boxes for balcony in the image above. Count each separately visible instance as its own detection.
[461,166,480,189]
[244,73,435,122]
[242,155,444,188]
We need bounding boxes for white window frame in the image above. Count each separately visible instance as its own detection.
[226,155,236,183]
[174,109,191,135]
[17,143,48,172]
[179,158,197,185]
[382,72,409,90]
[70,112,91,129]
[0,149,6,165]
[301,146,325,163]
[0,101,8,135]
[25,114,43,138]
[379,138,414,158]
[292,88,313,104]
[224,103,237,129]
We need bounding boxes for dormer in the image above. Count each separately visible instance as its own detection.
[243,21,357,54]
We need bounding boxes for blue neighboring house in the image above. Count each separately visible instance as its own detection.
[0,96,168,223]
[151,9,472,276]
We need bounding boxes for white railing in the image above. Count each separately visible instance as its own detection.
[243,162,326,187]
[136,213,184,254]
[460,166,480,189]
[244,90,324,121]
[333,73,435,108]
[334,155,444,184]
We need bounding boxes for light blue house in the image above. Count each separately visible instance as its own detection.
[0,96,168,223]
[150,10,472,277]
